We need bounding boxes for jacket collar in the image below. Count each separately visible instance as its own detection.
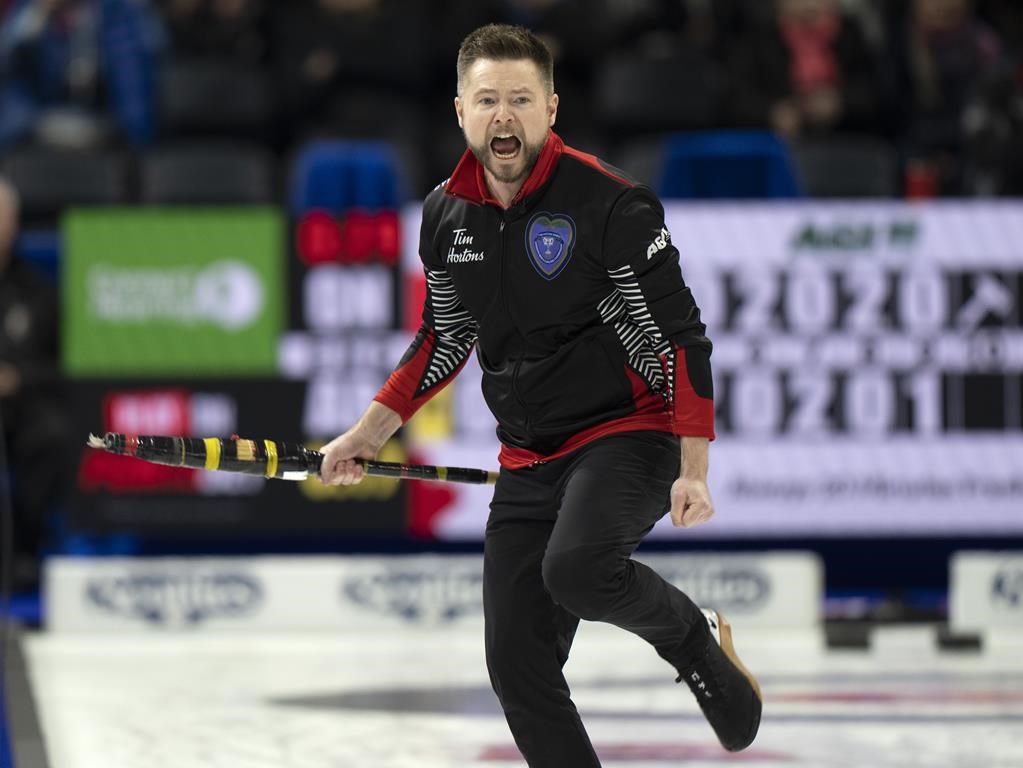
[445,130,564,207]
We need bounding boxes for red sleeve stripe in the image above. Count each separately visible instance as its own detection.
[373,330,438,422]
[672,343,715,439]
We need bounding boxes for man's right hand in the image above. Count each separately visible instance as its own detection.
[318,401,403,486]
[319,429,381,486]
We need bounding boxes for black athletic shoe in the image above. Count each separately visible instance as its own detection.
[677,609,763,752]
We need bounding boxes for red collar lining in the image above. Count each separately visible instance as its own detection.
[445,131,564,207]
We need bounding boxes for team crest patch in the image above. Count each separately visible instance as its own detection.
[526,212,576,280]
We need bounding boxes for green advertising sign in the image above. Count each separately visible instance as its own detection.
[63,208,284,376]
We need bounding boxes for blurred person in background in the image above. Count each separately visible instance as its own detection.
[730,0,883,138]
[319,23,761,766]
[0,0,164,150]
[887,0,1005,195]
[270,0,430,147]
[597,0,729,141]
[975,0,1022,55]
[159,0,266,63]
[961,53,1023,195]
[602,0,725,60]
[0,177,69,592]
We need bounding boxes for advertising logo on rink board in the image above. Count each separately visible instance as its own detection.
[85,570,264,627]
[992,567,1023,609]
[653,564,770,613]
[341,562,483,625]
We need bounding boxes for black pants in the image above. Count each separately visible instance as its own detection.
[483,431,710,768]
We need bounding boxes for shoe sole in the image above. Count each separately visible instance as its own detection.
[714,611,763,703]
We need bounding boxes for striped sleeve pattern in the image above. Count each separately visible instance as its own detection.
[418,269,477,395]
[602,266,673,404]
[374,267,477,422]
[602,186,714,438]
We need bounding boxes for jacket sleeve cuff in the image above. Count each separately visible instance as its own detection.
[372,388,417,424]
[671,343,715,440]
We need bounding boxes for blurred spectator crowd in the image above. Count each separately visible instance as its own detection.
[1,0,1022,205]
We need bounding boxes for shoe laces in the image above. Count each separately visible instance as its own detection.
[676,650,726,703]
[675,609,727,701]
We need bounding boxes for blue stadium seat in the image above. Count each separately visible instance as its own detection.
[15,230,60,282]
[657,130,803,199]
[289,141,403,215]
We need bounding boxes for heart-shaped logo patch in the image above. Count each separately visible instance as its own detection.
[525,212,576,280]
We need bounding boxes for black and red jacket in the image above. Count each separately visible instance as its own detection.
[375,131,714,469]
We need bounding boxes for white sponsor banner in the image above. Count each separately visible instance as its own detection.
[46,553,820,633]
[334,552,820,632]
[44,555,486,633]
[400,201,1023,538]
[949,551,1023,631]
[45,556,340,633]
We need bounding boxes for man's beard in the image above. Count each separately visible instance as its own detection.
[467,135,546,185]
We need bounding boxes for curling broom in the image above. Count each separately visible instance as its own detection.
[87,432,498,485]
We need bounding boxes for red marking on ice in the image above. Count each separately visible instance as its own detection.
[479,743,795,762]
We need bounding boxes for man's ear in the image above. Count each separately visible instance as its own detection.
[454,96,463,129]
[548,93,559,127]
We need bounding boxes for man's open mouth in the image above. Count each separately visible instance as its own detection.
[490,135,522,159]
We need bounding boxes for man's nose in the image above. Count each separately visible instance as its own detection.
[493,101,514,122]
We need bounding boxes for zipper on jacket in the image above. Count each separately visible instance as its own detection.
[495,207,531,441]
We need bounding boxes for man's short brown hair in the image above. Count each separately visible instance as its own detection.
[456,24,554,96]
